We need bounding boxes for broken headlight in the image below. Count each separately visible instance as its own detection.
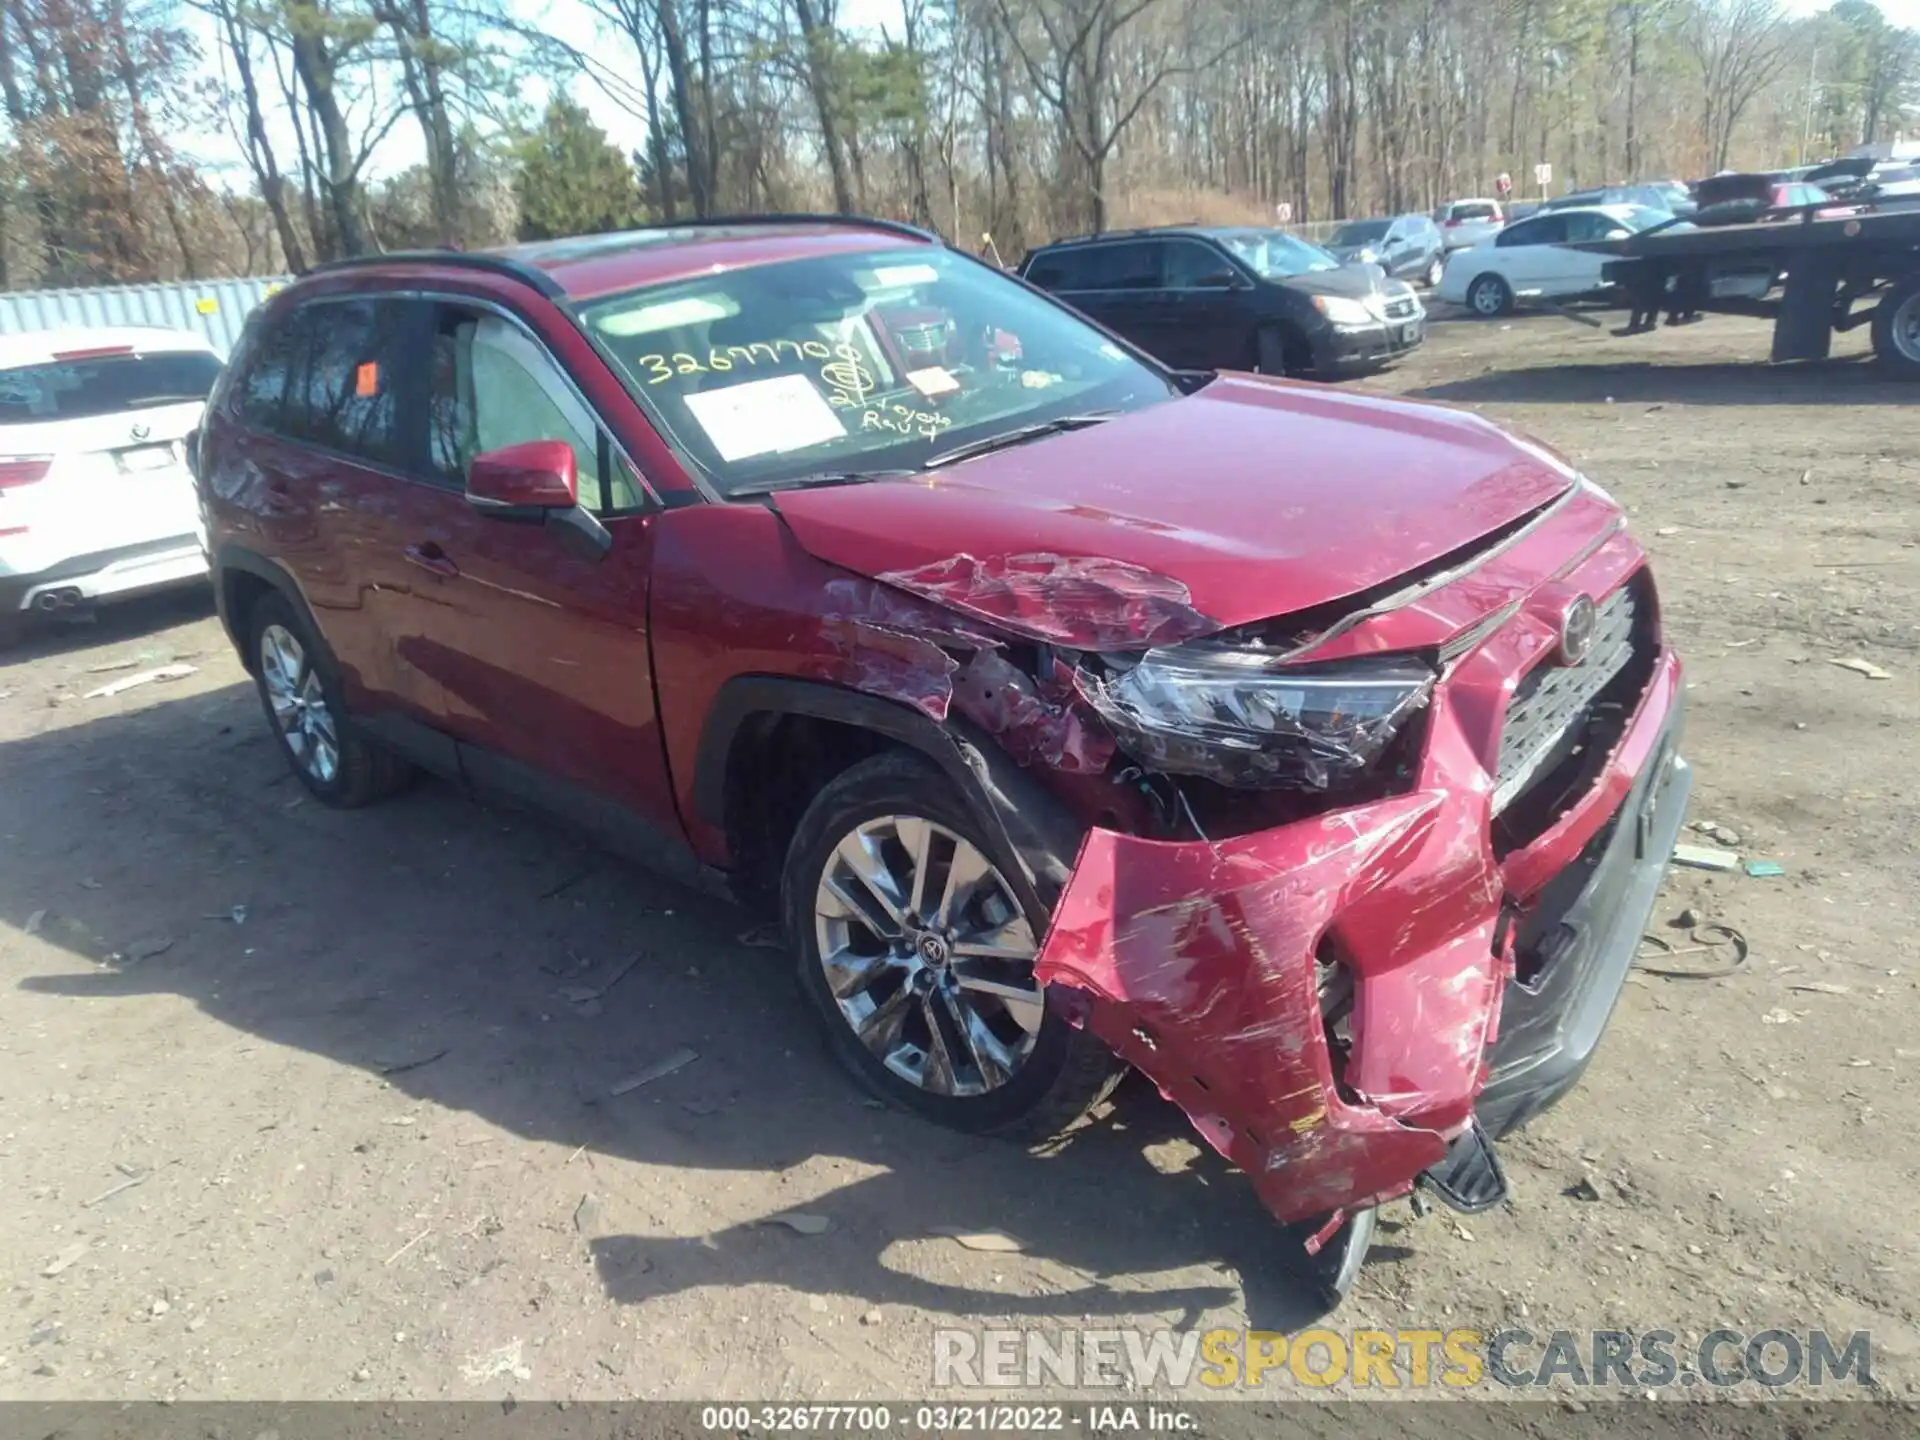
[1086,649,1436,791]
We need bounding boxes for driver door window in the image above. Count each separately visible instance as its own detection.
[1161,240,1238,289]
[428,307,643,514]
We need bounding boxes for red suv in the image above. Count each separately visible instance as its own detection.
[196,217,1690,1302]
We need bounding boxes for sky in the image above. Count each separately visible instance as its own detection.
[178,0,1917,192]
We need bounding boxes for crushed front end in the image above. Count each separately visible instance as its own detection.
[1029,481,1690,1228]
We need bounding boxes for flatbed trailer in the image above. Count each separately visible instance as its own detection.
[1585,206,1920,379]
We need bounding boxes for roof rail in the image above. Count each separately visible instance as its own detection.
[302,248,567,299]
[1039,223,1202,248]
[624,212,943,244]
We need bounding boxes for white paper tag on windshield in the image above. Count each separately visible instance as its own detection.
[906,366,960,398]
[682,374,846,462]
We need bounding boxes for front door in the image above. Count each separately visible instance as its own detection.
[1143,239,1251,368]
[379,298,680,838]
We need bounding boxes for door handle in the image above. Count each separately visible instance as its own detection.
[404,542,459,578]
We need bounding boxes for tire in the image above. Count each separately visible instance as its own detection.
[1870,273,1920,380]
[1425,256,1445,288]
[782,750,1122,1139]
[1254,324,1312,378]
[247,590,410,808]
[1466,273,1514,318]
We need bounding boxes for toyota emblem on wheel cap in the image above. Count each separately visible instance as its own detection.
[1557,594,1597,666]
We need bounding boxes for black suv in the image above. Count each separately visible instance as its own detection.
[1018,225,1425,379]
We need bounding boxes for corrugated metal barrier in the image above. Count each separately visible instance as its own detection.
[0,275,291,357]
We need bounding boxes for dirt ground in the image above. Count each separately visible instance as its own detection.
[1,310,1916,1408]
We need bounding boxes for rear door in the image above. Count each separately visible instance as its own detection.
[0,345,221,572]
[1035,241,1164,354]
[222,297,431,716]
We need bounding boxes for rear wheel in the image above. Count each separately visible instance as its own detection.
[1870,274,1920,380]
[1467,273,1513,317]
[248,591,410,808]
[783,751,1121,1138]
[1425,256,1445,288]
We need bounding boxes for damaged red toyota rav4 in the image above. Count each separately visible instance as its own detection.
[195,217,1690,1305]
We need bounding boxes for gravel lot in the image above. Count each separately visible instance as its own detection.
[1,310,1915,1406]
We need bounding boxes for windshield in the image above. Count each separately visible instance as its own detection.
[0,350,221,425]
[1330,221,1390,245]
[1214,230,1340,278]
[579,247,1178,497]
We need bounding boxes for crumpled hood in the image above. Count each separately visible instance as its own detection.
[770,375,1575,640]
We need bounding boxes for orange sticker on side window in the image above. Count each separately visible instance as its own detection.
[355,361,379,397]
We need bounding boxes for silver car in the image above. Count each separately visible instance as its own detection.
[1435,198,1507,252]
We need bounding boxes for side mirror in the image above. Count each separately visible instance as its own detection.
[467,439,577,513]
[1194,269,1240,289]
[1606,228,1632,240]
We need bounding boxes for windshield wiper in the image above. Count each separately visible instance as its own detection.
[923,411,1119,470]
[727,467,916,498]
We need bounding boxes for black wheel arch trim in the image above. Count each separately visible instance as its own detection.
[212,544,317,666]
[691,675,1087,917]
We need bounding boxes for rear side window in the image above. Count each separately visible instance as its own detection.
[1035,242,1159,292]
[283,299,411,467]
[0,349,221,425]
[1500,215,1567,246]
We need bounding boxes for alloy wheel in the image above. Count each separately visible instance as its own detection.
[813,815,1043,1098]
[1470,277,1508,316]
[259,622,339,785]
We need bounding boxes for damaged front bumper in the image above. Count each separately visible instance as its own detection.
[1034,645,1687,1227]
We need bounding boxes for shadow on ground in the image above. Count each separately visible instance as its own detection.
[1405,353,1908,407]
[2,683,1357,1335]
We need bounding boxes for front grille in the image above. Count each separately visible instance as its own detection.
[1382,295,1419,321]
[1492,584,1641,815]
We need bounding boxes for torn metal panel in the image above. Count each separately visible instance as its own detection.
[950,649,1115,774]
[876,552,1216,651]
[813,575,1009,721]
[1034,699,1512,1225]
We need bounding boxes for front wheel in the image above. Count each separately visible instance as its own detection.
[1467,273,1514,318]
[783,751,1121,1138]
[1870,274,1920,380]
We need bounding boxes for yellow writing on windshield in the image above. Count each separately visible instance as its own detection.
[861,402,953,439]
[635,338,854,386]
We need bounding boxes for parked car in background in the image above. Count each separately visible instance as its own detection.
[195,216,1689,1304]
[1324,215,1448,285]
[1435,199,1507,251]
[1438,203,1669,315]
[1019,224,1425,377]
[1544,183,1695,218]
[1690,174,1857,224]
[0,326,222,647]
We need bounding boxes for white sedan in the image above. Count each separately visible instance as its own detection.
[1437,204,1673,316]
[0,326,222,647]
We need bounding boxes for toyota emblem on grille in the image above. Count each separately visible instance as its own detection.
[1556,594,1597,666]
[130,422,151,442]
